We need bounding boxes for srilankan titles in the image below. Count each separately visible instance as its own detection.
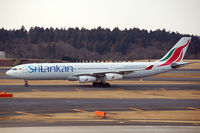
[28,65,73,73]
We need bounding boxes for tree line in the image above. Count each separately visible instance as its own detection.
[0,26,199,61]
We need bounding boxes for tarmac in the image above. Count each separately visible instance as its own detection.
[0,82,200,127]
[1,126,200,133]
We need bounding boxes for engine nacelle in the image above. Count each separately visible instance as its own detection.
[78,76,97,83]
[105,73,123,80]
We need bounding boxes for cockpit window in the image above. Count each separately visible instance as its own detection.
[12,68,17,70]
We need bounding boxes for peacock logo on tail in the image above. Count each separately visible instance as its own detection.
[159,39,190,66]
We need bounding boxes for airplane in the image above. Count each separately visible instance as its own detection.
[6,37,191,87]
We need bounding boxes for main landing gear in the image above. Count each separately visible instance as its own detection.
[24,80,29,87]
[92,82,110,87]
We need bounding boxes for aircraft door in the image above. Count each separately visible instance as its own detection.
[22,65,28,73]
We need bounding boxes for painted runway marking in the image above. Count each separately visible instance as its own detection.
[15,111,33,115]
[32,89,40,92]
[75,88,82,91]
[72,109,87,112]
[129,119,200,124]
[160,88,167,91]
[139,79,144,81]
[0,112,7,114]
[187,107,200,111]
[193,123,199,126]
[130,108,143,111]
[119,121,125,124]
[118,88,124,91]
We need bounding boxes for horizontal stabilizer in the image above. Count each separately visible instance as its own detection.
[171,62,191,69]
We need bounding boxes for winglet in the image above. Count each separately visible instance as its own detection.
[145,65,154,70]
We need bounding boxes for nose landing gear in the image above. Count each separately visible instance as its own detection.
[24,80,29,87]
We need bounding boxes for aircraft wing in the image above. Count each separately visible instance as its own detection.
[75,65,154,77]
[75,70,133,77]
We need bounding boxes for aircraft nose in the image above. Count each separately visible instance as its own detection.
[6,70,12,76]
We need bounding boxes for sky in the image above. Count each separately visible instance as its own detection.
[0,0,199,35]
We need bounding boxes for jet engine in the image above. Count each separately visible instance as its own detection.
[105,73,123,80]
[78,76,97,83]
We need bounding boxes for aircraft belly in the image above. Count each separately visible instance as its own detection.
[123,68,172,79]
[21,72,69,80]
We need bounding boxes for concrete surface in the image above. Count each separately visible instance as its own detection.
[1,126,200,133]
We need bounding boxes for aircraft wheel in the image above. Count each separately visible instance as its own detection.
[105,83,110,87]
[99,82,105,87]
[24,80,29,87]
[25,83,29,87]
[92,82,98,87]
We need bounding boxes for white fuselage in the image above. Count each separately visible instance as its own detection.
[6,62,172,80]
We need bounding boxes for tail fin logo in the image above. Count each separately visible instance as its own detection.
[159,40,190,66]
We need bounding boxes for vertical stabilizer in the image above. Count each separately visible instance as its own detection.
[158,37,191,66]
